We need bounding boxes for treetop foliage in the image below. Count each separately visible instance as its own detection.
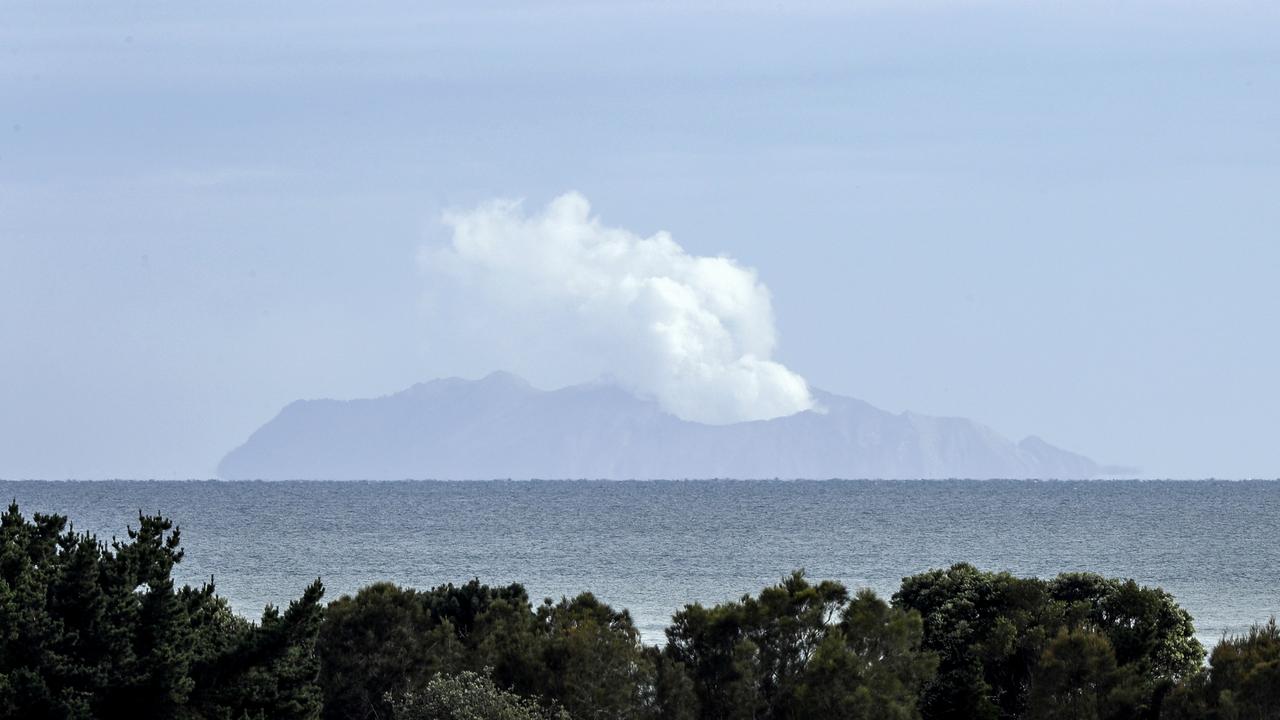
[0,502,325,720]
[1,504,1270,720]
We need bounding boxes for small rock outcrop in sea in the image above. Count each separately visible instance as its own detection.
[218,372,1120,480]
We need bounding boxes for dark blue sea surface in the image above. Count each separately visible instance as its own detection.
[2,480,1275,647]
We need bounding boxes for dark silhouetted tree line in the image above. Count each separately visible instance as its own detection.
[1,503,1276,719]
[0,502,324,719]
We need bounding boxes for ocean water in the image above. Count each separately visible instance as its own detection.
[1,480,1276,649]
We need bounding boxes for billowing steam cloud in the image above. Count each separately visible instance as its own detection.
[421,192,813,425]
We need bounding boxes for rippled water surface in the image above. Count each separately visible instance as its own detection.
[2,480,1276,647]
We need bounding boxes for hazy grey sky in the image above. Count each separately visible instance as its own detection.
[2,1,1277,478]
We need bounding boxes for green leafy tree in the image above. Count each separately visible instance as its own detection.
[647,648,698,720]
[1049,574,1203,686]
[535,593,654,720]
[318,578,560,720]
[439,580,541,694]
[1027,630,1142,720]
[665,571,837,719]
[1159,672,1212,720]
[1162,618,1280,720]
[318,582,443,720]
[389,670,569,720]
[190,579,327,720]
[319,580,657,720]
[5,504,1232,720]
[0,503,326,720]
[894,563,1062,719]
[794,589,937,719]
[0,506,206,718]
[667,571,934,720]
[896,564,1203,720]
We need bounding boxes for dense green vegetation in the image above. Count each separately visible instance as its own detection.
[1,503,1275,719]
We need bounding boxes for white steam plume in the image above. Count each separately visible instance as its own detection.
[421,192,813,425]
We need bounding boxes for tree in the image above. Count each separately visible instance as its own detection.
[6,504,1232,720]
[1049,573,1203,685]
[894,563,1062,719]
[647,648,698,720]
[317,578,550,720]
[191,578,327,719]
[535,593,654,720]
[1027,630,1142,720]
[1163,618,1280,720]
[0,503,326,720]
[389,670,569,720]
[318,582,443,720]
[895,564,1203,720]
[0,506,207,718]
[667,571,935,720]
[318,579,661,720]
[666,571,840,719]
[794,589,936,719]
